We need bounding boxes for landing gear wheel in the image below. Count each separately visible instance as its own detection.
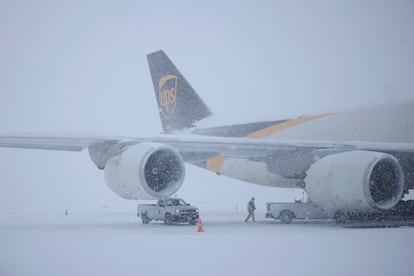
[280,210,294,224]
[335,211,349,224]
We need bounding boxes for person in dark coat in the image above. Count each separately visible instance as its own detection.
[245,197,256,222]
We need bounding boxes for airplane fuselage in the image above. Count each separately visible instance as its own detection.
[196,102,414,191]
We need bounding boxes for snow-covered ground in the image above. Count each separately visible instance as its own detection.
[1,208,414,276]
[1,162,414,276]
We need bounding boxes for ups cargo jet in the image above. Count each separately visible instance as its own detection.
[1,50,414,216]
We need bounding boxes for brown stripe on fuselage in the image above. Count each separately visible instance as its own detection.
[245,114,329,138]
[206,114,329,173]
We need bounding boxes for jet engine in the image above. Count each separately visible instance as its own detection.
[104,143,185,199]
[305,150,404,213]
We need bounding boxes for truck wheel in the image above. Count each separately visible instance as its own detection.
[189,219,196,225]
[164,214,173,225]
[280,210,294,224]
[141,213,150,224]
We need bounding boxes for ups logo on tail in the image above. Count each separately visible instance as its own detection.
[158,74,177,119]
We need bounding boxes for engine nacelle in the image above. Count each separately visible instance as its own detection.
[104,143,185,199]
[305,150,404,213]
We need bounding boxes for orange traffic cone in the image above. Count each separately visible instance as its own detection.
[197,218,204,232]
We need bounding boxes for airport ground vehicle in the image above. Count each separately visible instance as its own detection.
[265,200,332,224]
[137,198,199,225]
[266,199,414,225]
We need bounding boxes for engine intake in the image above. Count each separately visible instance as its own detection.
[104,143,185,199]
[305,150,404,213]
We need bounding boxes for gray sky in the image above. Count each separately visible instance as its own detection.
[0,0,413,211]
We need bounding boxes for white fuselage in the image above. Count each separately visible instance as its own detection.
[207,102,414,188]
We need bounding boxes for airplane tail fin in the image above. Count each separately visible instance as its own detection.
[147,50,211,132]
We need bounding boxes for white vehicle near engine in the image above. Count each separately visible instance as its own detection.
[266,199,333,224]
[137,198,199,225]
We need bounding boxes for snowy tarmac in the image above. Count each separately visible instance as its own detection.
[1,210,413,276]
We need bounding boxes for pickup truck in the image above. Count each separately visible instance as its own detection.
[137,198,199,225]
[265,200,332,224]
[266,199,414,225]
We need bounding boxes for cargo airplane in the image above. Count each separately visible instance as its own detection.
[1,50,414,217]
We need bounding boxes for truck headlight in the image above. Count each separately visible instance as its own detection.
[175,209,180,213]
[196,209,199,213]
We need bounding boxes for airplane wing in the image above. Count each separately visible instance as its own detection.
[1,133,413,198]
[1,134,413,163]
[144,135,414,156]
[0,136,109,151]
